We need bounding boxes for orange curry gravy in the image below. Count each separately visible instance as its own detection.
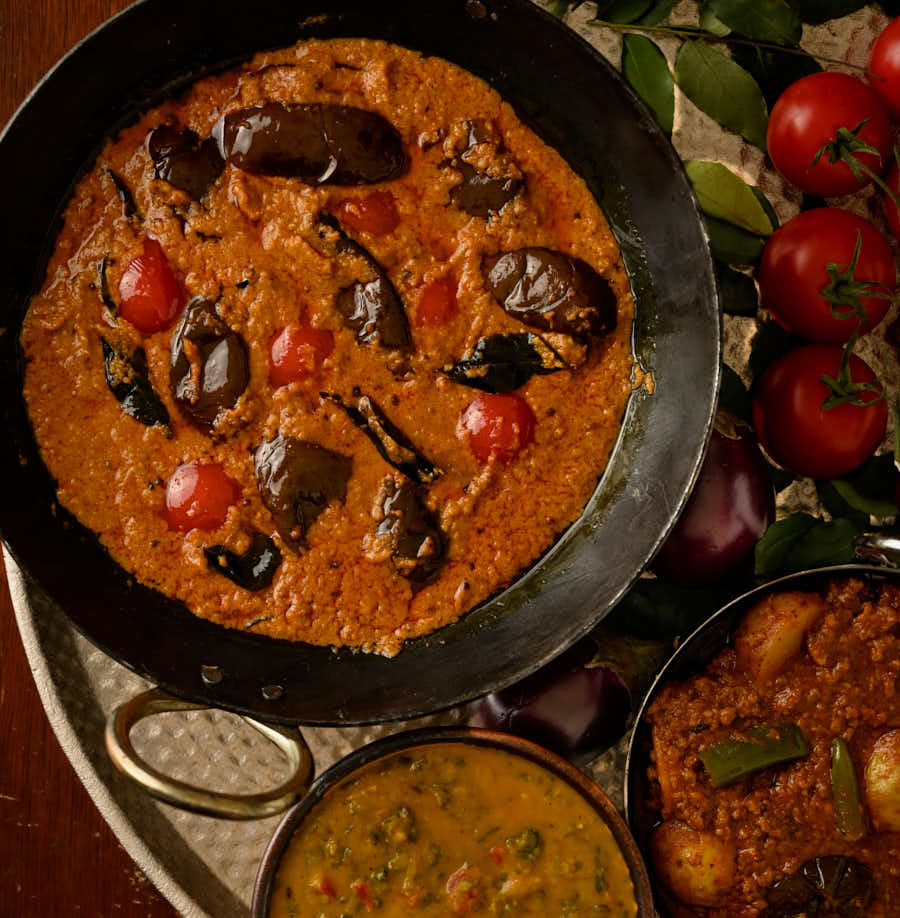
[21,38,633,655]
[645,578,900,917]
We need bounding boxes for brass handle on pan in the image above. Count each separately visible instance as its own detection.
[854,530,900,568]
[105,687,313,819]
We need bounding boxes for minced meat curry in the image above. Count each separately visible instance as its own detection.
[21,38,633,655]
[645,578,900,917]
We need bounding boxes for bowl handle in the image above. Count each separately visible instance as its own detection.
[855,530,900,568]
[105,687,313,819]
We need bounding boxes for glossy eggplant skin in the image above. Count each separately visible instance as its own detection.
[147,124,224,199]
[204,533,282,590]
[213,102,407,184]
[452,162,522,218]
[651,424,775,587]
[315,213,411,350]
[484,248,617,340]
[375,478,445,584]
[254,435,352,551]
[169,298,250,429]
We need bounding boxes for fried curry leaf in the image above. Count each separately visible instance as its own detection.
[323,392,440,485]
[622,34,675,136]
[674,41,768,150]
[204,533,281,590]
[375,478,446,585]
[98,256,117,316]
[103,167,139,220]
[443,333,568,393]
[101,337,171,433]
[594,0,656,23]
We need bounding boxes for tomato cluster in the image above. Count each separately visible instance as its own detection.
[754,47,897,482]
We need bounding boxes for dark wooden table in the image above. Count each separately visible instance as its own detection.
[0,2,181,914]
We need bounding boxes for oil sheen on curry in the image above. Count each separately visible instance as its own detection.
[645,578,900,917]
[21,38,634,655]
[269,742,638,916]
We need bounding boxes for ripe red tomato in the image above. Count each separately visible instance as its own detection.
[416,276,457,327]
[869,17,900,117]
[334,191,400,236]
[269,324,334,386]
[118,237,183,333]
[752,345,887,480]
[758,208,894,344]
[164,461,241,532]
[767,72,892,196]
[459,393,536,463]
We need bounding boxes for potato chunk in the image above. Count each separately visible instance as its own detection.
[865,729,900,832]
[650,820,735,906]
[735,591,826,684]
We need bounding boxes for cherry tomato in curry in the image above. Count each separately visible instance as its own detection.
[460,393,536,463]
[117,237,183,333]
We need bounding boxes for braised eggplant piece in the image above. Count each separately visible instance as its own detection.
[447,118,522,218]
[204,533,281,590]
[101,337,171,433]
[97,256,116,316]
[169,298,250,429]
[147,124,225,200]
[103,167,139,219]
[443,332,568,393]
[316,213,411,350]
[452,162,523,218]
[322,392,439,484]
[484,248,617,340]
[762,856,874,918]
[375,478,446,584]
[212,102,407,184]
[255,435,352,551]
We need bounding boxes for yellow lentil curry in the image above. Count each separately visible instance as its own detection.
[645,578,900,917]
[21,38,633,655]
[269,742,638,917]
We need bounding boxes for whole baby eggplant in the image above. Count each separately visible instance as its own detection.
[652,415,775,587]
[484,248,617,340]
[169,298,250,429]
[213,102,407,184]
[255,435,352,551]
[469,632,665,760]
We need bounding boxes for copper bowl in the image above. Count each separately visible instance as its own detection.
[252,726,655,917]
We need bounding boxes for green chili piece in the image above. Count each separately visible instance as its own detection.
[699,723,809,787]
[830,738,867,840]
